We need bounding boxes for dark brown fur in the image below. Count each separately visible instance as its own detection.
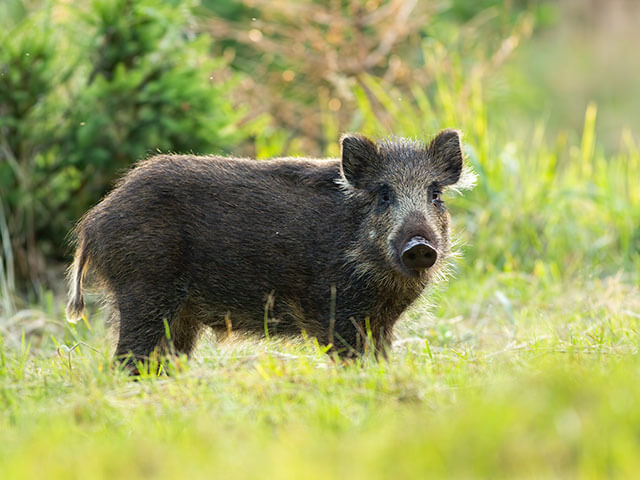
[66,130,473,369]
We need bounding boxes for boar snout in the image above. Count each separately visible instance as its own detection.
[401,236,437,272]
[392,211,439,276]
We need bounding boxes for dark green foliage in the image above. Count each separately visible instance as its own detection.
[0,0,242,285]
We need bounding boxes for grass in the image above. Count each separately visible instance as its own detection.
[0,272,639,479]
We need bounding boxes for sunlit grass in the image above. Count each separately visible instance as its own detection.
[0,270,639,478]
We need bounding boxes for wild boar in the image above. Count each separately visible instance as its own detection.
[66,130,474,369]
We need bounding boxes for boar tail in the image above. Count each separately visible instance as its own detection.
[66,239,89,323]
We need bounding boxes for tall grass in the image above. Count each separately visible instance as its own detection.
[0,200,16,319]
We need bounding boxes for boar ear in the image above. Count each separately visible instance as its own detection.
[340,134,380,189]
[428,129,463,186]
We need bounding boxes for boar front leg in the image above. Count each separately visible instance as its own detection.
[329,316,393,359]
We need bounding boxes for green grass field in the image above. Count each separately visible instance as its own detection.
[1,107,639,477]
[1,271,639,478]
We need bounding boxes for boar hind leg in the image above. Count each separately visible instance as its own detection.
[113,285,187,372]
[167,306,203,357]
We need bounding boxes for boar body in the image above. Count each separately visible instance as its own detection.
[67,131,473,366]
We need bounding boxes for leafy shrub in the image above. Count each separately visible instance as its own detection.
[0,0,243,288]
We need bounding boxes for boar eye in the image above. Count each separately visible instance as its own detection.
[431,189,443,205]
[377,184,393,209]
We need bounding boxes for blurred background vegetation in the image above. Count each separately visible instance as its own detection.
[1,2,640,477]
[0,0,638,319]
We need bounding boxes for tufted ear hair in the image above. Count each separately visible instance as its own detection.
[427,129,464,186]
[340,134,381,190]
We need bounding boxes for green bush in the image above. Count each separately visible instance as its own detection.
[0,0,243,288]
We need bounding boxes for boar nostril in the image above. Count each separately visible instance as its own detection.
[401,236,437,271]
